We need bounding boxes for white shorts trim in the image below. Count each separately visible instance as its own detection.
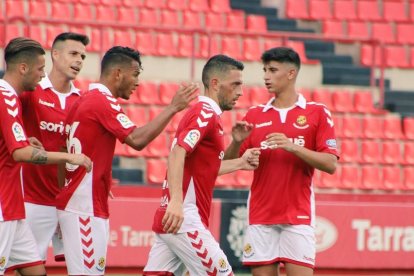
[242,224,315,268]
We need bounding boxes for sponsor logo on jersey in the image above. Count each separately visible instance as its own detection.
[218,258,230,273]
[40,121,65,133]
[293,115,309,129]
[38,99,55,108]
[12,122,26,142]
[96,257,105,271]
[326,139,337,149]
[255,121,272,128]
[0,256,6,271]
[315,216,338,253]
[116,113,134,129]
[183,129,200,149]
[260,135,305,150]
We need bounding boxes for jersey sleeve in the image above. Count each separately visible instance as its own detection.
[0,93,29,154]
[315,106,339,158]
[238,110,253,157]
[95,95,136,143]
[176,105,214,154]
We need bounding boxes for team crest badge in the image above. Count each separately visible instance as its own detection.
[217,258,229,273]
[293,115,309,129]
[243,243,255,258]
[0,256,6,271]
[96,257,105,271]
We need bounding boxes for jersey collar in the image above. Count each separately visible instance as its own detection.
[89,83,113,97]
[199,96,222,115]
[39,75,80,95]
[262,93,307,112]
[0,79,17,96]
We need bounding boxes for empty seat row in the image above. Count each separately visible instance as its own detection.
[361,44,414,68]
[287,0,413,23]
[315,164,414,191]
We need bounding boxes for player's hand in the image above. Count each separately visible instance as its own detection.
[231,121,254,143]
[28,137,44,150]
[69,154,92,172]
[169,82,199,112]
[265,133,296,152]
[162,199,184,234]
[241,148,261,170]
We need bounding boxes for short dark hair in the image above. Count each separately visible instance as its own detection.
[202,54,244,88]
[52,32,90,48]
[5,37,45,66]
[261,47,301,70]
[101,46,142,74]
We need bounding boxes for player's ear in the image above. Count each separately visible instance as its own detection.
[18,62,29,75]
[210,78,219,91]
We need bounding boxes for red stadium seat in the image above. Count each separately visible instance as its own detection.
[168,111,185,133]
[298,88,312,101]
[264,39,283,50]
[246,15,267,32]
[28,25,45,48]
[286,0,309,19]
[340,164,361,189]
[221,36,242,60]
[286,40,319,65]
[205,12,226,30]
[197,35,220,58]
[127,106,147,126]
[371,23,395,44]
[210,0,231,13]
[138,8,158,26]
[332,114,343,137]
[97,5,116,22]
[161,10,180,27]
[361,165,382,190]
[221,111,234,133]
[332,90,354,112]
[114,30,134,48]
[403,142,414,165]
[216,173,236,187]
[354,90,379,114]
[144,0,166,9]
[320,170,341,188]
[29,0,49,20]
[396,24,414,44]
[249,86,272,106]
[309,0,332,20]
[360,44,383,66]
[100,0,122,6]
[177,34,194,57]
[403,117,414,140]
[383,116,403,140]
[226,12,245,31]
[381,141,402,165]
[323,20,345,37]
[5,0,26,20]
[347,21,370,40]
[118,7,137,24]
[52,2,71,21]
[189,0,210,12]
[135,32,155,55]
[339,139,360,163]
[235,170,253,187]
[146,134,169,157]
[357,1,382,21]
[342,115,362,138]
[159,82,180,105]
[235,87,251,108]
[333,0,356,20]
[382,166,402,190]
[242,38,262,61]
[91,28,112,52]
[156,33,177,56]
[384,46,409,68]
[166,0,188,10]
[411,47,414,68]
[74,3,94,21]
[182,11,202,29]
[136,81,160,105]
[362,116,383,139]
[147,159,167,185]
[403,167,414,190]
[361,141,381,164]
[312,88,333,110]
[383,1,408,22]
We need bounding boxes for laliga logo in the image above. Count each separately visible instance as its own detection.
[315,216,338,253]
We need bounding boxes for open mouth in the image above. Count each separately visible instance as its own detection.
[70,66,80,73]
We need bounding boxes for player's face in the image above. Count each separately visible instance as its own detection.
[263,61,296,94]
[53,40,86,80]
[118,60,140,100]
[22,55,46,91]
[217,69,243,111]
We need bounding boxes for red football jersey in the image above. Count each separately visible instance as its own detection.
[0,79,30,221]
[56,83,136,218]
[20,76,80,206]
[152,96,224,234]
[240,95,339,226]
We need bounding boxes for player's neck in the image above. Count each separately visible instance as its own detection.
[2,73,23,94]
[48,70,71,93]
[272,89,298,109]
[99,79,117,98]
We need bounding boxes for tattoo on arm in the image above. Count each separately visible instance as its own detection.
[31,148,48,164]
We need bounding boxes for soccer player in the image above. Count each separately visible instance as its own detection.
[19,32,89,265]
[225,47,339,276]
[0,38,91,275]
[55,46,198,276]
[143,55,261,276]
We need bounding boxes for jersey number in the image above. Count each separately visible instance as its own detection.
[66,121,82,171]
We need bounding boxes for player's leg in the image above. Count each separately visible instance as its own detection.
[279,224,315,276]
[5,220,45,276]
[242,224,282,276]
[58,210,108,276]
[51,223,65,262]
[143,234,186,276]
[24,203,60,261]
[162,229,233,275]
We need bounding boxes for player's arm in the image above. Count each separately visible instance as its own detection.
[265,133,337,174]
[219,147,260,175]
[12,146,92,172]
[224,121,253,160]
[162,145,186,234]
[124,83,199,150]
